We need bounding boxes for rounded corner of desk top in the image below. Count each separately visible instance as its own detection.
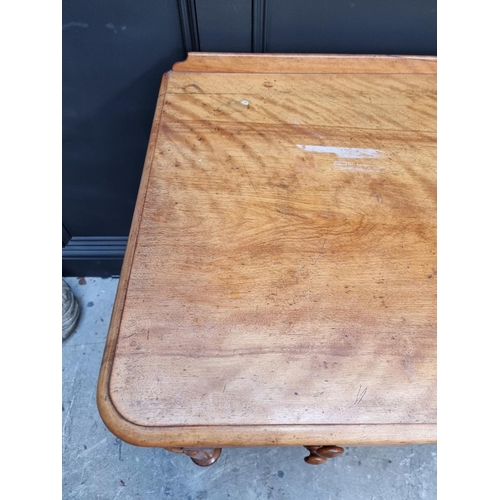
[98,404,437,449]
[97,377,436,448]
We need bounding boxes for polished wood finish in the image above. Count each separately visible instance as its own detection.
[304,447,328,465]
[97,53,436,449]
[316,445,345,459]
[304,445,344,465]
[165,447,222,467]
[173,52,436,74]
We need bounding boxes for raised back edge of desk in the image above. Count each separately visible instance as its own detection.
[172,53,437,74]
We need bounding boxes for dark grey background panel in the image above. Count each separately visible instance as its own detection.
[196,0,252,52]
[265,0,436,55]
[178,0,200,51]
[62,0,185,236]
[62,237,127,277]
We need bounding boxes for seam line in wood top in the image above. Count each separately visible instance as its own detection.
[152,121,437,135]
[153,117,437,135]
[187,52,436,58]
[111,421,436,430]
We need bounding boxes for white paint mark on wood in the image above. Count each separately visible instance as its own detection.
[297,144,382,158]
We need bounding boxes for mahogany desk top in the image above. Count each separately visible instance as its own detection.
[98,53,436,449]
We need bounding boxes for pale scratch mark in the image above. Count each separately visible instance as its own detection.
[71,487,87,500]
[205,454,300,493]
[117,439,123,461]
[83,437,107,454]
[372,484,406,500]
[275,208,294,224]
[81,459,93,470]
[241,164,275,224]
[297,144,383,158]
[406,445,414,499]
[220,452,229,480]
[403,359,415,378]
[313,238,327,265]
[63,341,106,349]
[112,487,124,500]
[354,385,368,406]
[62,395,76,437]
[66,356,81,392]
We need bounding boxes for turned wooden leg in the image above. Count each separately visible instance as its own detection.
[304,446,328,465]
[304,445,344,465]
[164,447,222,467]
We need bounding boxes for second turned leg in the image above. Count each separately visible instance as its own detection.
[165,447,222,467]
[304,445,344,465]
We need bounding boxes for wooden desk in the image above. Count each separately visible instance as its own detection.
[98,53,436,467]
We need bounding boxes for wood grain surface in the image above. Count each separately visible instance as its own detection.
[97,54,436,447]
[173,52,437,74]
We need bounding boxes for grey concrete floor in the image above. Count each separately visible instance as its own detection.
[62,277,436,500]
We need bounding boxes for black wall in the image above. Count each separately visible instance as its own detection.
[63,0,185,238]
[63,0,436,276]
